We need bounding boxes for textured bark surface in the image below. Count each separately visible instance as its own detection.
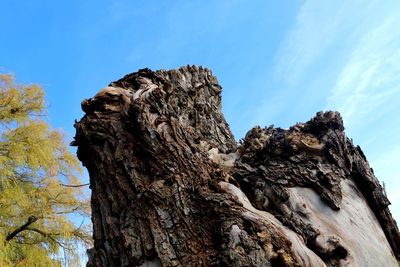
[73,66,400,267]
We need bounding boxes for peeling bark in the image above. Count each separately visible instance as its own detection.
[73,66,400,266]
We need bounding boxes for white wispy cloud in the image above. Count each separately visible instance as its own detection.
[326,16,400,130]
[274,0,369,85]
[273,0,400,87]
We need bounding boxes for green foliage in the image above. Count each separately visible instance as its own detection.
[0,73,91,265]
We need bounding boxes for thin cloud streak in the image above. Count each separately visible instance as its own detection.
[274,0,358,85]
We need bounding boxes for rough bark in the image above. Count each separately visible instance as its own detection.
[73,66,400,267]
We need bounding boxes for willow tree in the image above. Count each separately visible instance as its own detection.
[0,72,91,266]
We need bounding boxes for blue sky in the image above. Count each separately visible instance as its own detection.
[1,0,399,230]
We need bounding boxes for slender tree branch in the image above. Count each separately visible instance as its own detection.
[26,227,71,250]
[59,183,89,188]
[15,240,42,245]
[26,227,60,237]
[5,215,38,242]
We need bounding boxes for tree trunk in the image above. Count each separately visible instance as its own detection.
[73,66,400,267]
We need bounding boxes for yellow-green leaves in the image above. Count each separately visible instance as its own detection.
[0,72,90,266]
[0,74,44,124]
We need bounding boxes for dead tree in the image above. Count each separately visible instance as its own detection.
[73,66,400,267]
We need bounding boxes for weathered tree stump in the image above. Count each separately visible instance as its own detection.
[73,66,400,266]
